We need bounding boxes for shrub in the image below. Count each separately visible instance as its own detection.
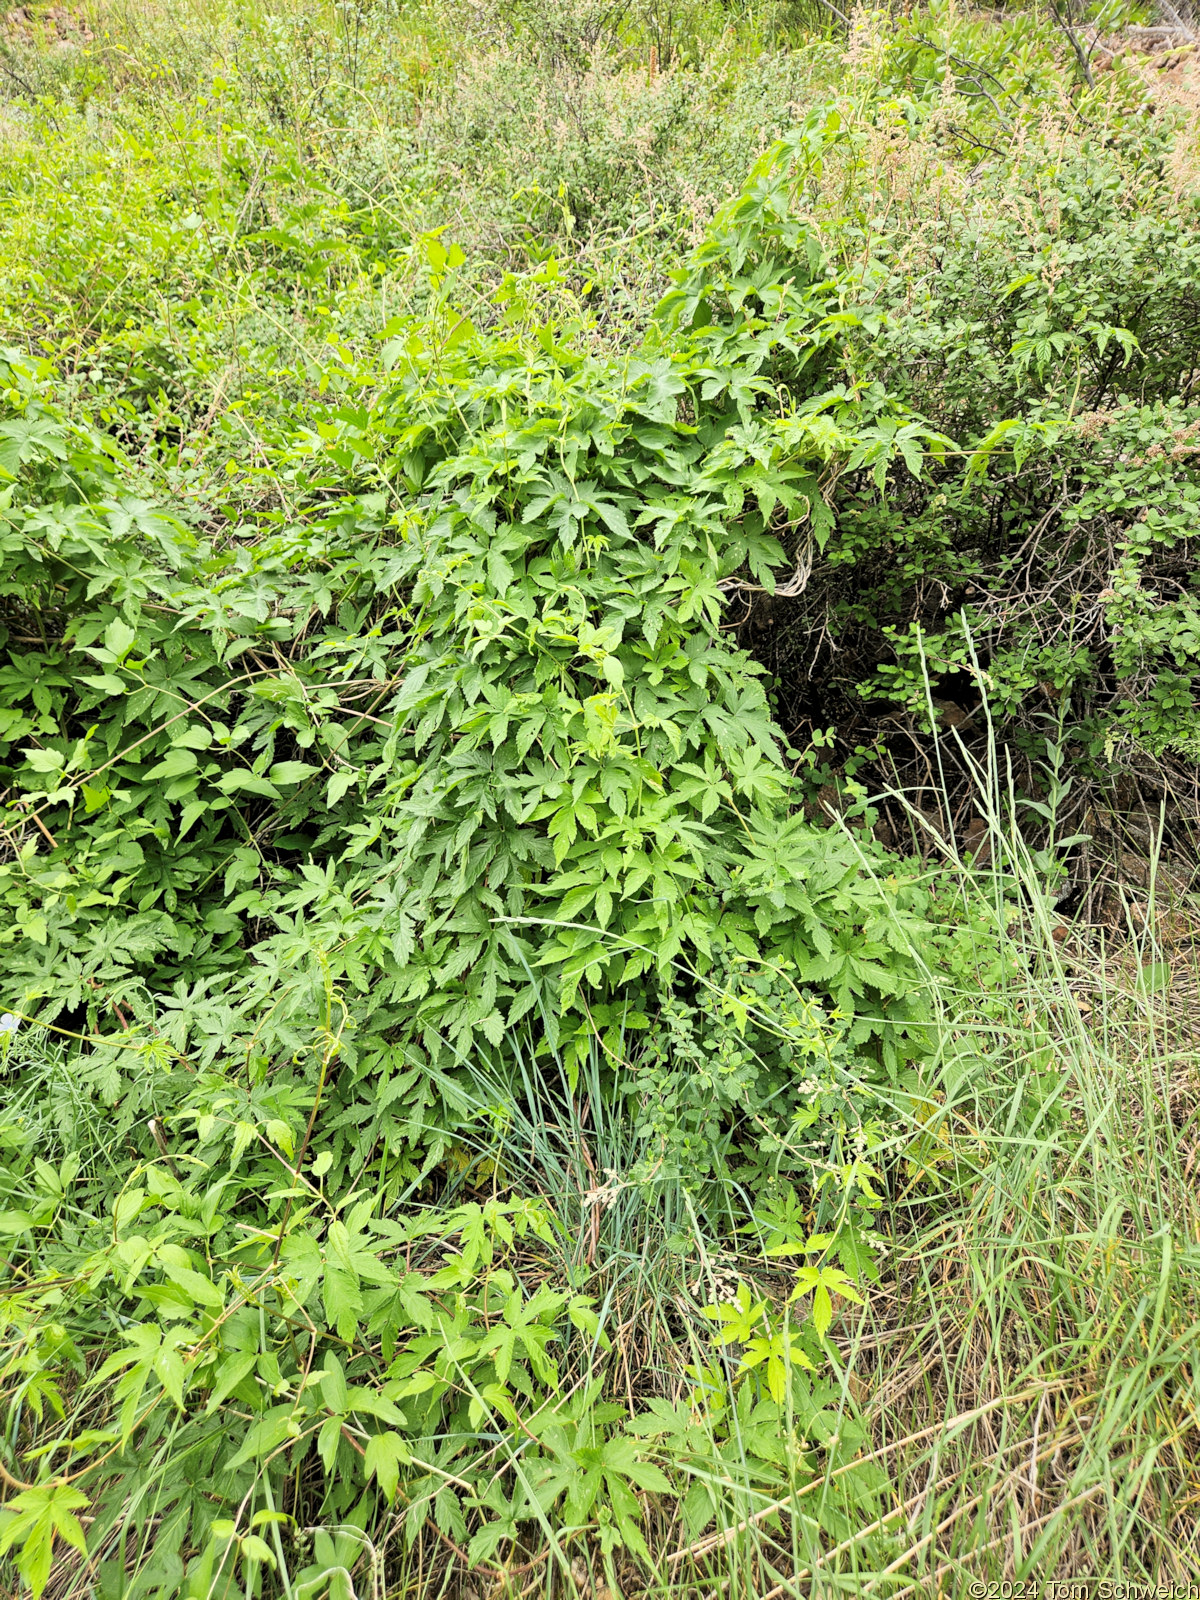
[5,3,1200,1595]
[722,47,1200,842]
[0,114,1002,1193]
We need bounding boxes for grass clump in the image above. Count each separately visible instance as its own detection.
[2,0,1200,1595]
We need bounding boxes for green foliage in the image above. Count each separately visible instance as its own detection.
[5,0,1200,1593]
[0,45,995,1585]
[738,55,1200,780]
[0,1007,898,1597]
[0,109,991,1187]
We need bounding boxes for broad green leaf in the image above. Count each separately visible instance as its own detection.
[217,770,283,800]
[269,761,320,785]
[320,1355,348,1414]
[225,1407,299,1471]
[205,1351,258,1414]
[364,1430,410,1503]
[104,617,137,660]
[20,748,64,773]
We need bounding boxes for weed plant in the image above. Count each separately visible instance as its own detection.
[4,749,1199,1595]
[2,0,1200,1595]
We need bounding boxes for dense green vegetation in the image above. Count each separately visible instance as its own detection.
[2,1,1200,1595]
